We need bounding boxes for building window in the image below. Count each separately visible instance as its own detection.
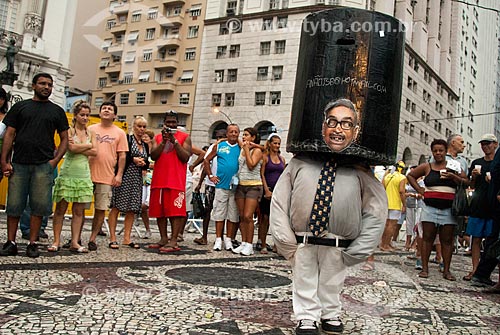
[143,49,153,61]
[185,47,196,60]
[131,11,141,22]
[188,26,199,38]
[145,28,155,40]
[270,91,281,105]
[128,31,139,43]
[227,69,238,82]
[215,70,224,82]
[404,121,409,134]
[272,66,283,80]
[99,58,110,68]
[277,16,287,29]
[179,93,190,105]
[212,94,222,107]
[409,124,415,136]
[106,19,116,30]
[260,41,271,55]
[180,70,194,83]
[255,92,266,106]
[138,71,150,82]
[120,93,129,105]
[125,52,136,63]
[275,40,286,54]
[219,23,229,35]
[269,0,279,10]
[225,93,235,107]
[95,97,104,108]
[167,48,177,56]
[229,44,240,58]
[148,7,158,20]
[263,18,273,30]
[98,77,107,88]
[216,46,227,59]
[136,93,146,104]
[411,103,416,114]
[190,5,202,17]
[405,98,411,111]
[123,72,133,84]
[257,67,268,81]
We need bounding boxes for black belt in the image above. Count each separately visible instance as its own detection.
[295,235,353,248]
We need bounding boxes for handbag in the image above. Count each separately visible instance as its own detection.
[191,192,205,219]
[451,182,470,217]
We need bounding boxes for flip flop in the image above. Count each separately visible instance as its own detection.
[147,243,165,249]
[108,241,119,250]
[463,272,474,281]
[443,272,456,281]
[47,245,60,252]
[193,237,207,245]
[159,246,181,253]
[69,246,89,253]
[418,271,429,278]
[124,242,140,249]
[361,262,375,271]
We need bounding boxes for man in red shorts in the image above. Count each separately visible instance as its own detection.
[148,110,192,252]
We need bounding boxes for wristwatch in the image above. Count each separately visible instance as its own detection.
[209,175,215,178]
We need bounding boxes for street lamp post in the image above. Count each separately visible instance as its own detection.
[212,107,232,124]
[107,88,135,102]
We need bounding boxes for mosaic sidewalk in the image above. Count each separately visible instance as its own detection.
[0,225,499,335]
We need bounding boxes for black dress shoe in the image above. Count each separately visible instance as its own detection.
[0,241,18,256]
[26,243,40,258]
[471,276,496,287]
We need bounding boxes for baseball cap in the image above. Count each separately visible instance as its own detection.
[478,134,498,143]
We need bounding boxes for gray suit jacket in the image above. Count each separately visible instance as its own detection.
[270,156,387,266]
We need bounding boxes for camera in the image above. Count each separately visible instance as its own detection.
[163,126,177,134]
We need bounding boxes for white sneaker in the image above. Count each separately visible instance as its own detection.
[240,243,254,256]
[224,237,233,251]
[144,230,152,239]
[213,238,222,251]
[232,242,245,254]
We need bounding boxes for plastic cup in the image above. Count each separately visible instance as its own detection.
[440,169,446,177]
[475,165,482,173]
[486,172,491,178]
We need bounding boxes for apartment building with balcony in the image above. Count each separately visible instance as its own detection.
[92,0,207,130]
[190,0,464,165]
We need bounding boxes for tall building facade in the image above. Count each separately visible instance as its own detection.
[190,0,462,165]
[91,0,207,130]
[0,0,78,106]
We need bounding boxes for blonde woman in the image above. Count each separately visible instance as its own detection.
[107,116,149,249]
[50,101,96,253]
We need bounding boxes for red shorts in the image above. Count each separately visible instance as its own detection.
[149,188,186,218]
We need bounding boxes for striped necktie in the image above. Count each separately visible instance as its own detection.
[309,160,336,236]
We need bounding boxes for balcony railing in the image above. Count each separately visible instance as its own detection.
[0,29,23,48]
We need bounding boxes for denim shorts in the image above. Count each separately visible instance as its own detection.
[7,162,55,217]
[420,203,457,226]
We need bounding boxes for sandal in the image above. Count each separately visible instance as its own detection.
[108,241,119,249]
[361,261,375,271]
[418,271,429,278]
[193,237,207,245]
[124,242,140,249]
[463,272,474,281]
[159,245,181,253]
[260,249,269,254]
[147,243,166,249]
[255,241,262,251]
[443,272,456,281]
[69,246,89,253]
[47,245,60,252]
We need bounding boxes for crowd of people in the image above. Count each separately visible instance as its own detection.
[374,133,500,293]
[0,73,290,259]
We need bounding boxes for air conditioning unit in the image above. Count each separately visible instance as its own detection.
[226,8,235,16]
[215,77,222,82]
[273,74,282,80]
[118,80,124,84]
[316,0,325,4]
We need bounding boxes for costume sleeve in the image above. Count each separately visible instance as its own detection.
[342,169,387,266]
[270,161,298,261]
